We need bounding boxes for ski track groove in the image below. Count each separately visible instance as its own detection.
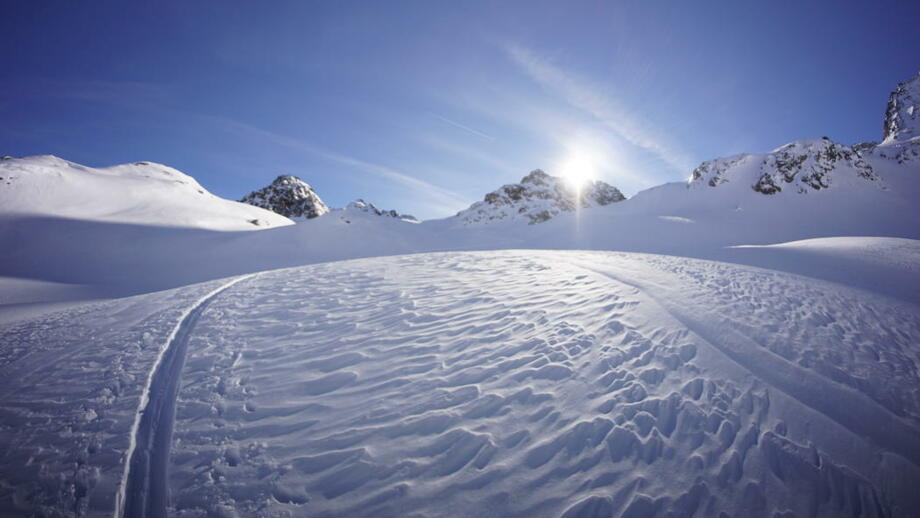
[114,274,255,518]
[572,259,920,468]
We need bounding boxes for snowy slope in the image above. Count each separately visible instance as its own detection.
[3,74,920,308]
[2,251,919,517]
[0,155,293,230]
[1,141,918,306]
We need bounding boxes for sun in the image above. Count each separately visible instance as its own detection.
[559,155,595,189]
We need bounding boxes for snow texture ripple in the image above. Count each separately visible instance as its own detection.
[2,252,920,516]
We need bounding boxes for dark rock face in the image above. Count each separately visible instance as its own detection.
[689,139,877,195]
[753,139,877,194]
[457,169,626,225]
[884,72,920,143]
[240,175,330,219]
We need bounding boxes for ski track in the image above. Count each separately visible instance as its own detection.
[114,274,254,518]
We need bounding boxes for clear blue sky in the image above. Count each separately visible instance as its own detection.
[3,1,919,218]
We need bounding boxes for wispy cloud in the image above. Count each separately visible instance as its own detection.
[429,112,496,141]
[505,44,695,175]
[214,117,471,211]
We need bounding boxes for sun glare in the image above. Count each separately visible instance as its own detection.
[559,155,595,189]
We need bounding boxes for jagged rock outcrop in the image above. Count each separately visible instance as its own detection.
[883,72,920,143]
[689,137,879,194]
[752,138,877,194]
[851,73,920,165]
[456,169,626,225]
[240,175,329,220]
[690,139,878,195]
[346,199,418,222]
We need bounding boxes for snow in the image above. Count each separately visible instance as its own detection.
[4,137,917,305]
[0,155,293,231]
[2,251,919,516]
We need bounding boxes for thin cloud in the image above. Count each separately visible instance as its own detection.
[505,44,695,175]
[429,112,496,141]
[214,117,471,210]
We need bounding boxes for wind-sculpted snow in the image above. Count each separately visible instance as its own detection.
[2,251,919,516]
[161,252,919,517]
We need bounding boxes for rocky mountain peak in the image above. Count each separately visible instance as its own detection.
[883,72,920,143]
[346,199,418,222]
[689,138,878,195]
[240,175,330,220]
[456,169,626,225]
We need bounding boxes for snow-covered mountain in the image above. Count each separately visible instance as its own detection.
[0,155,293,230]
[884,71,920,143]
[686,73,920,197]
[689,137,880,194]
[239,174,330,220]
[455,169,626,224]
[344,199,419,222]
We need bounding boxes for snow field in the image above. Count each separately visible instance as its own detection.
[163,251,920,517]
[1,251,918,516]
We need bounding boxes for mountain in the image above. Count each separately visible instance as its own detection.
[684,75,920,198]
[455,169,626,225]
[884,71,920,143]
[239,175,330,220]
[345,199,419,222]
[2,75,920,304]
[689,137,880,195]
[0,155,293,230]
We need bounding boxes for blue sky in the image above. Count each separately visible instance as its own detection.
[3,1,919,219]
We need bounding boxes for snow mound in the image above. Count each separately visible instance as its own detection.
[0,155,293,230]
[884,71,920,143]
[239,174,330,220]
[455,169,625,225]
[690,138,879,195]
[345,199,418,222]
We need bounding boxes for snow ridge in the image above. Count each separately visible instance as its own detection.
[114,274,254,518]
[0,155,292,230]
[240,175,330,220]
[456,169,625,225]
